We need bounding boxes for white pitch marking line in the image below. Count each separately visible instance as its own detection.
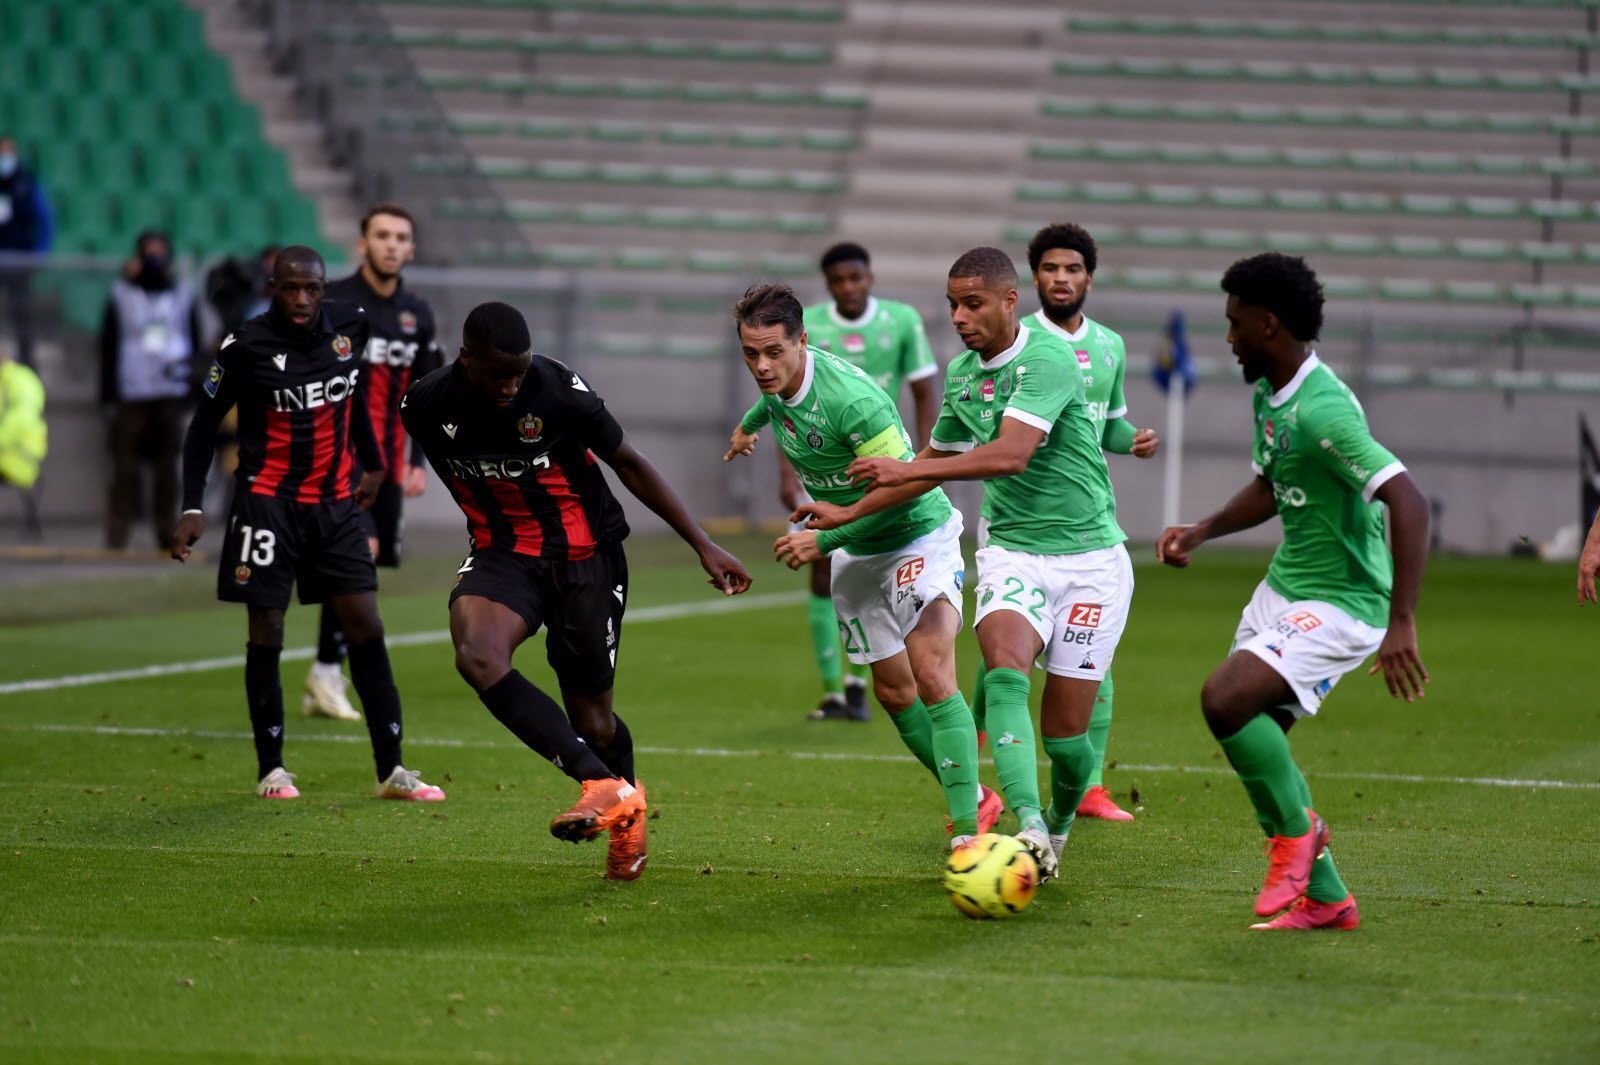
[0,590,808,696]
[9,722,1598,792]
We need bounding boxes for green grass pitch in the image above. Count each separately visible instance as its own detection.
[1,539,1596,1064]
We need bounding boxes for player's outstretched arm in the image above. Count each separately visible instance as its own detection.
[1578,508,1600,605]
[1156,475,1277,568]
[848,417,1046,489]
[1369,472,1430,702]
[605,439,752,595]
[789,444,956,531]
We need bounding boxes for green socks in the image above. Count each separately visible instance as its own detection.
[926,692,981,836]
[982,667,1041,828]
[888,699,938,775]
[1043,733,1096,836]
[1086,669,1114,788]
[1217,715,1312,838]
[969,659,988,734]
[1293,764,1350,903]
[807,594,843,695]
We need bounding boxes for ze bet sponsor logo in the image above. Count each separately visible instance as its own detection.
[1068,603,1102,628]
[1285,611,1322,633]
[895,557,925,586]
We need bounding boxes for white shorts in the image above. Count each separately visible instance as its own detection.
[973,542,1133,680]
[830,512,965,665]
[1231,581,1386,718]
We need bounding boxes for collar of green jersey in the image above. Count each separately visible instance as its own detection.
[826,295,878,328]
[1032,311,1091,344]
[782,347,817,407]
[1267,351,1321,408]
[977,323,1030,371]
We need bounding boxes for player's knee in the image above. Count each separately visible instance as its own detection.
[1200,673,1249,737]
[248,609,286,647]
[454,640,508,691]
[874,676,915,713]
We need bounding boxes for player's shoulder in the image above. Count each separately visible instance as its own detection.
[1085,316,1127,354]
[221,312,276,360]
[531,354,603,400]
[321,299,369,333]
[394,282,437,323]
[1018,323,1075,363]
[406,360,454,401]
[1297,360,1365,420]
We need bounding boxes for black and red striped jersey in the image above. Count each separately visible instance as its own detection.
[401,356,630,561]
[325,272,442,484]
[182,301,383,510]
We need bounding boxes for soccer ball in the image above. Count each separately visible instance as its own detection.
[944,833,1040,919]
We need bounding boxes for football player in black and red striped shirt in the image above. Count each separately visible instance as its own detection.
[303,204,444,723]
[171,245,445,804]
[402,301,751,880]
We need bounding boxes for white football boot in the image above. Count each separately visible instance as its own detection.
[1015,825,1059,882]
[302,662,361,721]
[256,767,300,800]
[375,766,447,802]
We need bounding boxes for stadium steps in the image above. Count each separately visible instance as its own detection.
[1064,14,1600,51]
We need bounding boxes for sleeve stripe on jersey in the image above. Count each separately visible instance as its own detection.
[903,364,940,382]
[1106,405,1128,420]
[1362,461,1407,503]
[1002,407,1053,433]
[929,436,975,453]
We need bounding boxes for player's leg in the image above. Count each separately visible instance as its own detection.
[1076,668,1133,822]
[1037,674,1100,875]
[972,547,1051,844]
[1202,653,1324,916]
[243,605,295,797]
[968,658,988,742]
[218,494,300,797]
[806,554,852,720]
[902,598,985,841]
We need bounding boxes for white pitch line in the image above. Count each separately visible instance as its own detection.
[9,722,1598,792]
[0,590,807,696]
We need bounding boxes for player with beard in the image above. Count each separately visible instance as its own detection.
[302,205,444,723]
[969,224,1159,822]
[172,246,445,803]
[1157,253,1429,930]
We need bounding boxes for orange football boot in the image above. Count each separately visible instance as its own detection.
[605,780,649,881]
[1251,894,1360,931]
[550,777,645,843]
[1256,808,1330,916]
[1076,785,1134,822]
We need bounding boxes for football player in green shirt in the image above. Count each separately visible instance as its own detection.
[723,283,997,844]
[786,243,940,723]
[1157,253,1430,931]
[971,223,1160,823]
[796,248,1135,881]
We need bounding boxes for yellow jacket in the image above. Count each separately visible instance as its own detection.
[0,360,47,489]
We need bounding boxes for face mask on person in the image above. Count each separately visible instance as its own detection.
[0,153,18,178]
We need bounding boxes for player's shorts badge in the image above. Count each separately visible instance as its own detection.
[333,335,353,360]
[517,414,543,442]
[399,310,418,335]
[234,564,252,584]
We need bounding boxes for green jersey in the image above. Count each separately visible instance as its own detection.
[741,346,952,556]
[1022,311,1127,440]
[802,297,937,401]
[930,322,1125,556]
[1251,354,1405,628]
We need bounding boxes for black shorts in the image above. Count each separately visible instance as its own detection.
[218,493,378,609]
[358,480,405,567]
[449,542,628,695]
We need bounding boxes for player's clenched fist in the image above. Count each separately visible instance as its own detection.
[170,512,206,562]
[1156,524,1198,568]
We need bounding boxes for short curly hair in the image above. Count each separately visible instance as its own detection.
[1220,253,1324,342]
[1026,223,1097,276]
[819,242,870,273]
[948,246,1017,288]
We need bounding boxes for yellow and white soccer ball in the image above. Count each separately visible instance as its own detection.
[944,832,1040,919]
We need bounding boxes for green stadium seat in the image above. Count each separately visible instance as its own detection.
[1265,230,1319,254]
[686,249,744,274]
[1443,281,1503,305]
[613,247,672,271]
[1520,241,1577,263]
[1391,236,1446,257]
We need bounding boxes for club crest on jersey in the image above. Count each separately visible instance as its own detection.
[1277,426,1291,451]
[806,427,824,449]
[517,414,543,443]
[843,332,866,354]
[234,564,251,584]
[398,310,418,335]
[332,335,353,360]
